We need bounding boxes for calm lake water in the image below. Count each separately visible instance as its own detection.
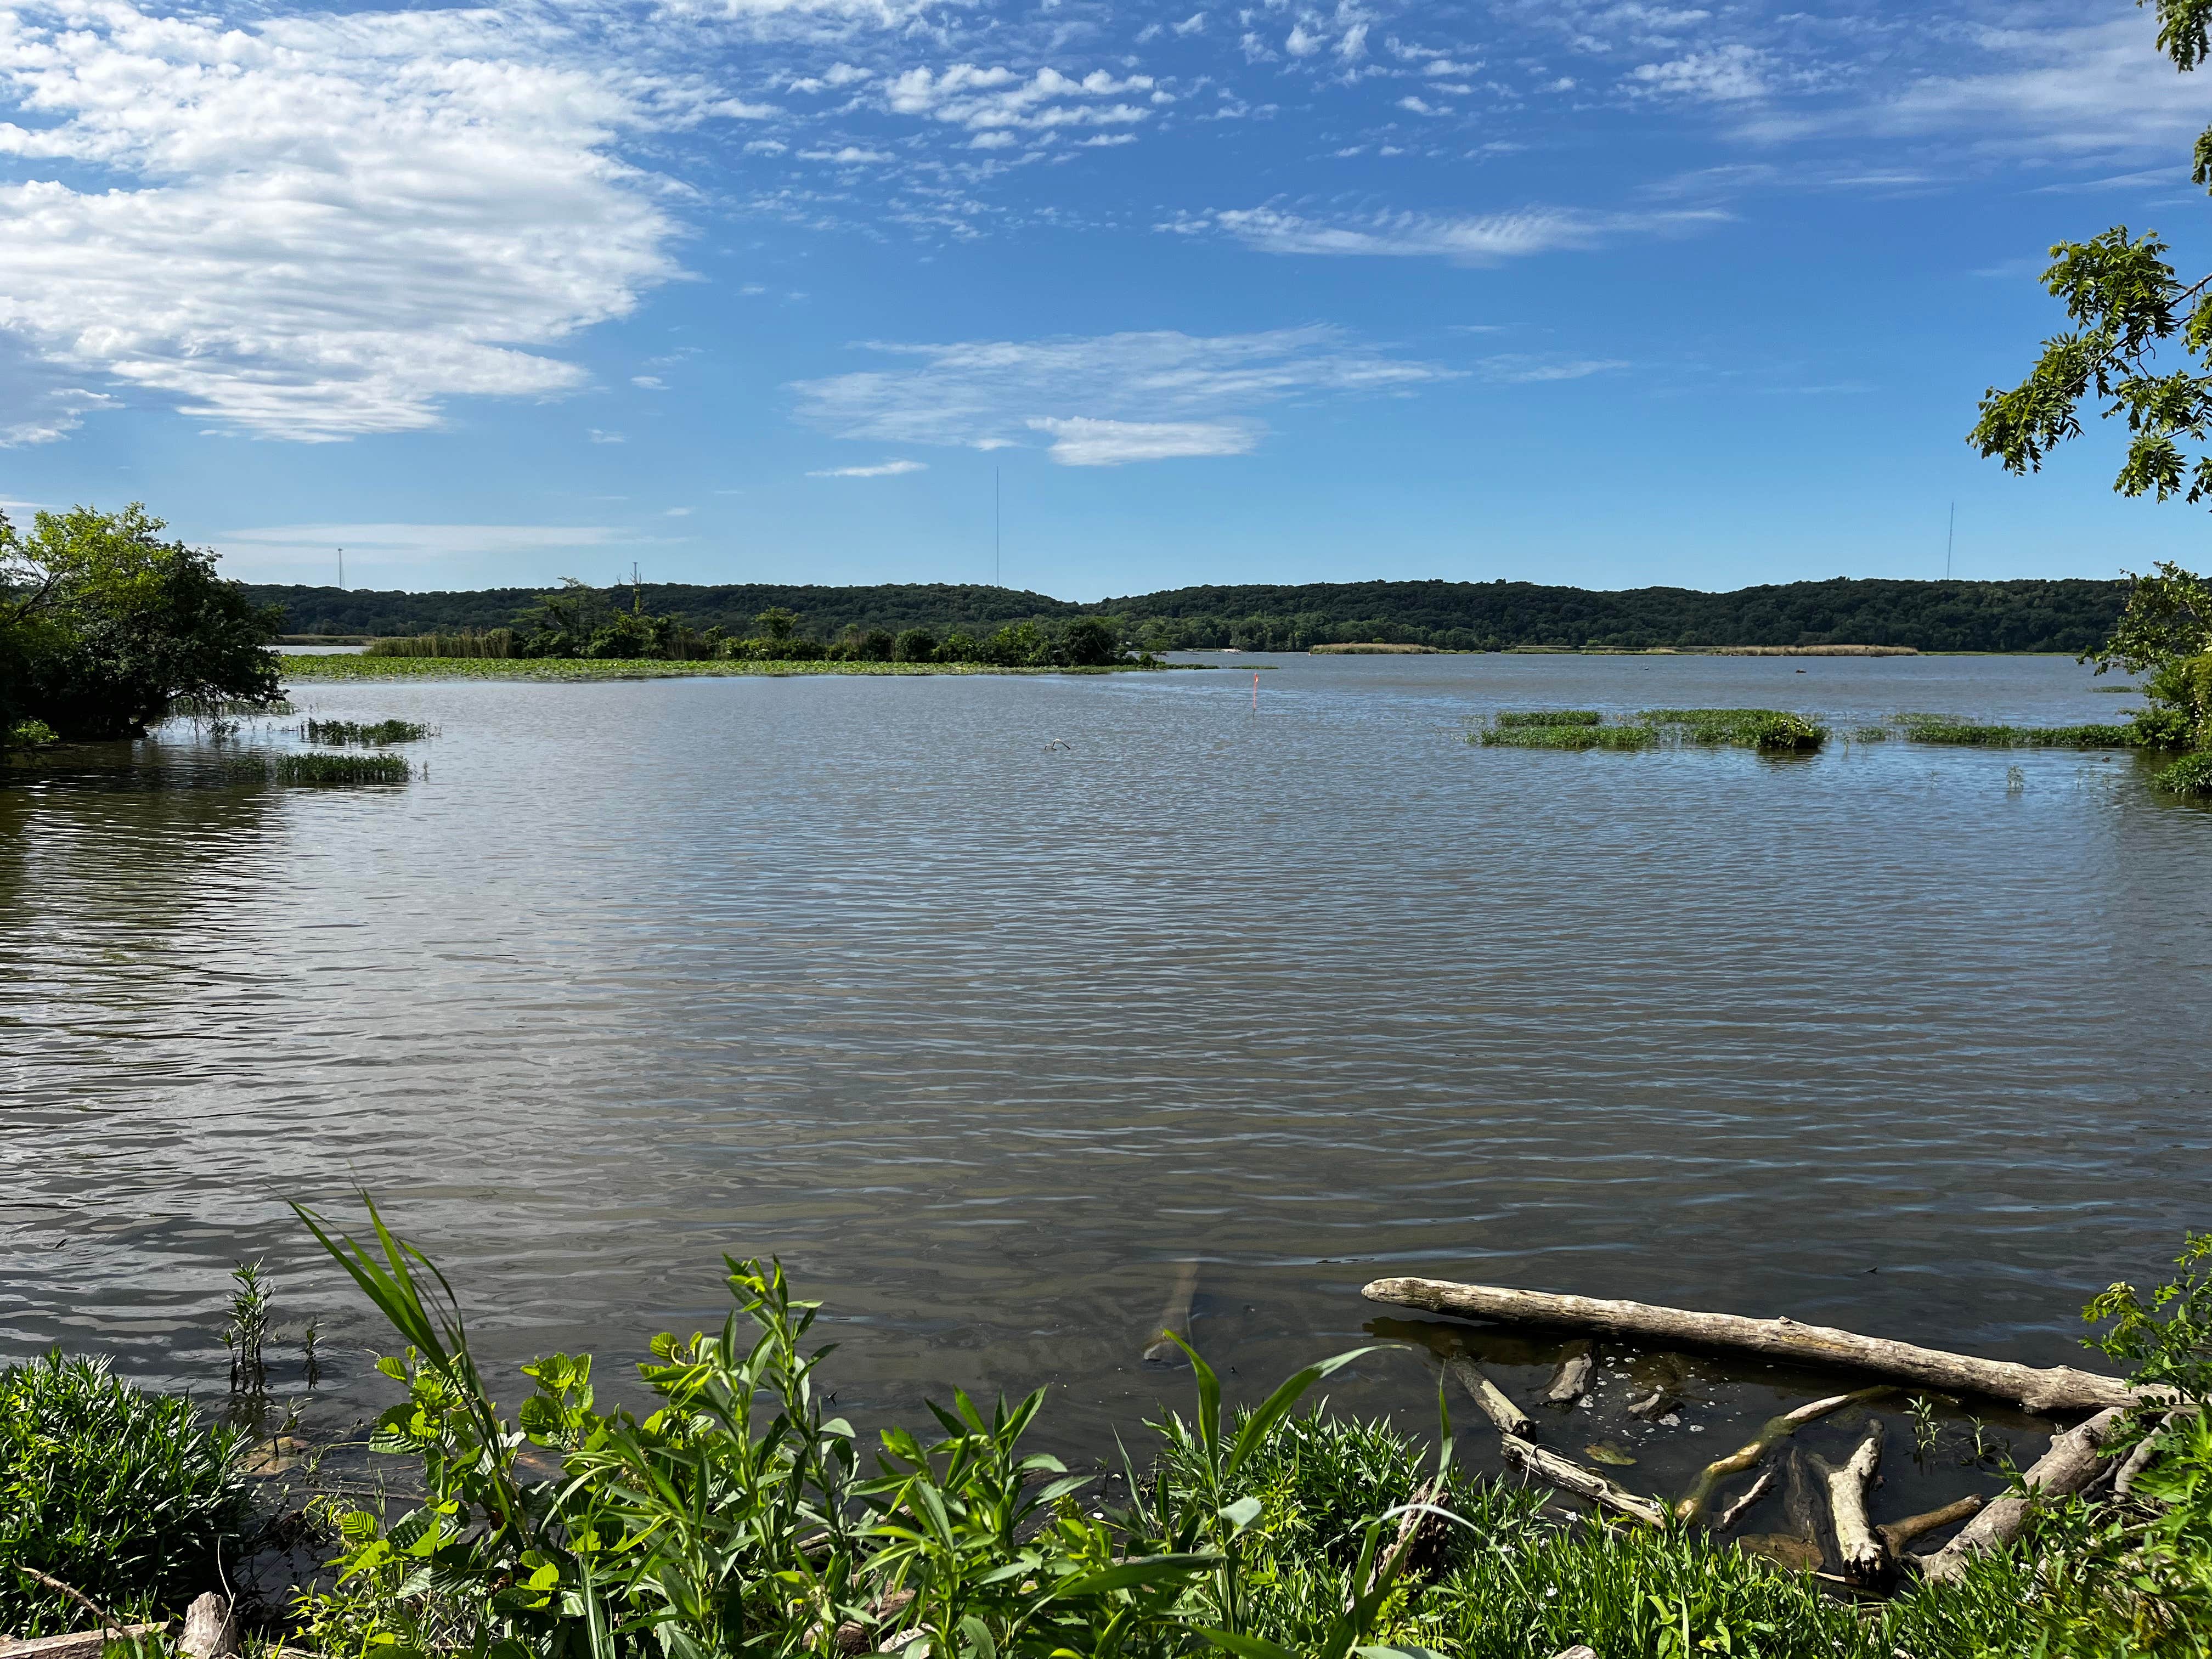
[3,652,2207,1512]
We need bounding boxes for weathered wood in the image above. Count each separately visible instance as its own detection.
[1543,1342,1594,1407]
[1809,1419,1886,1587]
[1675,1389,1887,1522]
[0,1628,164,1659]
[179,1595,236,1659]
[1500,1433,1668,1526]
[1920,1407,2125,1583]
[1627,1389,1679,1421]
[1361,1278,2134,1414]
[1444,1352,1532,1435]
[1141,1259,1201,1364]
[1878,1493,1984,1555]
[1713,1465,1776,1534]
[2113,1409,2188,1499]
[1550,1649,1598,1659]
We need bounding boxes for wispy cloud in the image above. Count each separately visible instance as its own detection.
[790,326,1452,461]
[1180,205,1727,263]
[808,457,927,476]
[1028,417,1257,465]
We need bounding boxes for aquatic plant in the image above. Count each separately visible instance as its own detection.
[1494,709,1602,727]
[280,656,1173,683]
[0,1355,244,1638]
[270,752,410,784]
[1640,708,1828,750]
[4,716,59,749]
[2153,752,2212,797]
[300,718,431,744]
[364,630,517,659]
[1895,718,2142,748]
[1476,724,1656,749]
[223,1261,272,1397]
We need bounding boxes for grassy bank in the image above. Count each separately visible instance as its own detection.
[279,656,1186,684]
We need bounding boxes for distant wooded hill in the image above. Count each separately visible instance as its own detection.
[250,574,2129,654]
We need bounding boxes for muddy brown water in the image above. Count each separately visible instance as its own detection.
[3,652,2205,1538]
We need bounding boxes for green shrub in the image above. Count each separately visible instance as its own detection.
[0,1355,244,1636]
[4,717,58,749]
[2154,752,2212,797]
[1897,718,2140,747]
[1641,708,1828,749]
[300,719,430,745]
[1494,709,1602,727]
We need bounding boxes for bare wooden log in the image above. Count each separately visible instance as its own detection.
[1674,1388,1888,1522]
[1713,1465,1776,1534]
[1550,1649,1598,1659]
[1919,1406,2125,1583]
[1500,1433,1668,1526]
[1445,1352,1532,1436]
[0,1627,166,1659]
[2113,1409,2188,1499]
[1141,1259,1201,1364]
[1808,1419,1886,1587]
[1361,1278,2134,1414]
[1877,1493,1984,1555]
[1543,1342,1594,1407]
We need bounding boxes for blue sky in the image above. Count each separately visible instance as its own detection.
[1,0,2208,597]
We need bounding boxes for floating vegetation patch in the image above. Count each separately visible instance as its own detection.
[167,693,295,719]
[268,752,410,785]
[2154,752,2212,797]
[1478,723,1656,749]
[1495,709,1603,727]
[1641,708,1827,751]
[300,718,431,744]
[1894,717,2140,748]
[1851,726,1890,742]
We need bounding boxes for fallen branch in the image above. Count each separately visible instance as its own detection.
[1919,1407,2126,1583]
[1808,1418,1886,1587]
[1543,1343,1594,1407]
[1674,1389,1888,1522]
[2113,1408,2188,1499]
[1878,1493,1983,1556]
[5,1567,117,1636]
[1500,1434,1668,1526]
[1361,1278,2134,1414]
[1713,1466,1776,1534]
[1444,1352,1532,1436]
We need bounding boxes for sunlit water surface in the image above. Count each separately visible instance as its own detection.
[3,653,2206,1516]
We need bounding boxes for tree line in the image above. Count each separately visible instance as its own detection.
[251,573,2129,654]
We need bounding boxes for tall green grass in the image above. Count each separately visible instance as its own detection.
[1640,709,1827,750]
[269,752,410,784]
[363,630,517,659]
[1478,724,1656,749]
[1494,709,1602,727]
[1896,717,2141,748]
[0,1355,244,1637]
[300,719,430,745]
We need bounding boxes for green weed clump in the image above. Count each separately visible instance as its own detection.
[301,718,430,745]
[272,752,410,784]
[1641,708,1828,750]
[364,630,517,659]
[4,716,59,749]
[1477,724,1656,749]
[1896,717,2142,748]
[2154,752,2212,797]
[0,1355,244,1637]
[1494,709,1602,727]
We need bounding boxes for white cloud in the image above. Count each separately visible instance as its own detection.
[1626,44,1769,101]
[1286,24,1323,57]
[1475,355,1630,382]
[883,65,1158,134]
[1194,204,1726,262]
[589,428,627,443]
[791,325,1451,461]
[807,457,928,476]
[1172,11,1208,34]
[1397,95,1448,116]
[0,1,700,441]
[632,375,668,390]
[664,506,693,516]
[798,144,896,161]
[1027,416,1257,465]
[0,386,114,447]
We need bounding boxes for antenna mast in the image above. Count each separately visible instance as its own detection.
[1945,503,1955,581]
[337,546,344,590]
[994,466,1001,588]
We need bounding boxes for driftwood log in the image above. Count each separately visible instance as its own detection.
[1500,1434,1669,1526]
[1878,1493,1984,1555]
[0,1628,167,1659]
[1444,1352,1533,1436]
[179,1594,238,1659]
[1362,1278,2133,1414]
[1919,1407,2125,1583]
[1808,1419,1886,1587]
[1712,1466,1776,1534]
[1675,1388,1887,1522]
[2113,1409,2187,1499]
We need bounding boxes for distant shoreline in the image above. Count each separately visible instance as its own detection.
[277,655,1201,683]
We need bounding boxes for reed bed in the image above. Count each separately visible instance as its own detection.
[364,630,518,658]
[1640,708,1827,750]
[1894,716,2141,747]
[264,752,411,784]
[1478,724,1655,749]
[1494,708,1603,727]
[300,718,431,744]
[280,656,1172,682]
